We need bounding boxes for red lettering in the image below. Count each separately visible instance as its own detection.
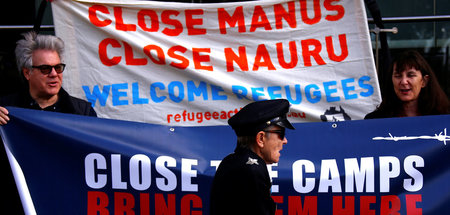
[253,44,276,71]
[288,196,317,215]
[124,41,147,65]
[300,0,321,25]
[185,9,206,35]
[212,112,219,119]
[218,6,246,34]
[380,195,401,215]
[167,114,173,123]
[220,111,227,119]
[193,48,213,71]
[405,194,422,215]
[87,191,109,215]
[250,6,272,32]
[224,46,248,72]
[143,45,166,65]
[333,196,354,215]
[289,112,306,118]
[274,1,297,29]
[140,193,150,215]
[360,196,376,215]
[168,45,189,70]
[137,10,159,32]
[155,194,176,215]
[227,110,236,118]
[324,0,345,21]
[181,194,202,215]
[89,5,112,27]
[114,7,136,31]
[276,41,298,69]
[98,38,122,66]
[326,34,348,62]
[301,39,326,67]
[182,110,188,121]
[272,196,283,215]
[196,112,203,123]
[115,192,135,215]
[204,112,211,120]
[174,114,181,122]
[161,10,183,36]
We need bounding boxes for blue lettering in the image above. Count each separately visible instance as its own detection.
[81,75,375,107]
[341,78,357,100]
[150,82,166,103]
[232,85,249,100]
[187,80,208,101]
[359,76,374,97]
[305,84,321,103]
[211,85,227,100]
[168,81,184,103]
[323,81,340,102]
[267,86,282,99]
[82,85,110,107]
[132,82,149,104]
[285,84,302,104]
[112,83,129,106]
[252,87,265,101]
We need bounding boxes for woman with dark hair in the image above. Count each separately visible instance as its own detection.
[365,50,450,119]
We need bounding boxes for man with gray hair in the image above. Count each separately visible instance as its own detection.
[0,32,96,214]
[0,31,96,125]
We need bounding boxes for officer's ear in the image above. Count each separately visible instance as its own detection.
[255,131,265,148]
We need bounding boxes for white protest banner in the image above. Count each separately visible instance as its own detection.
[52,0,380,126]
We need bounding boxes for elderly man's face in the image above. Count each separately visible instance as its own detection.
[24,49,63,99]
[259,126,288,164]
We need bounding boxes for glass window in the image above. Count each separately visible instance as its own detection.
[368,0,450,97]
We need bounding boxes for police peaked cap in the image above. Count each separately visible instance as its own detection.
[228,99,295,136]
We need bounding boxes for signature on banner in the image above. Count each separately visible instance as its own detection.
[373,128,449,145]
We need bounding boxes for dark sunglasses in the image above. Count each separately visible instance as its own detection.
[263,129,285,140]
[32,63,66,75]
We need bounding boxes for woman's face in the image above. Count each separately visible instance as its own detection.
[392,64,429,103]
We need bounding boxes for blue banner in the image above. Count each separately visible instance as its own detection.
[1,107,449,214]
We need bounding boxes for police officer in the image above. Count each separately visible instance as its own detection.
[210,99,295,215]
